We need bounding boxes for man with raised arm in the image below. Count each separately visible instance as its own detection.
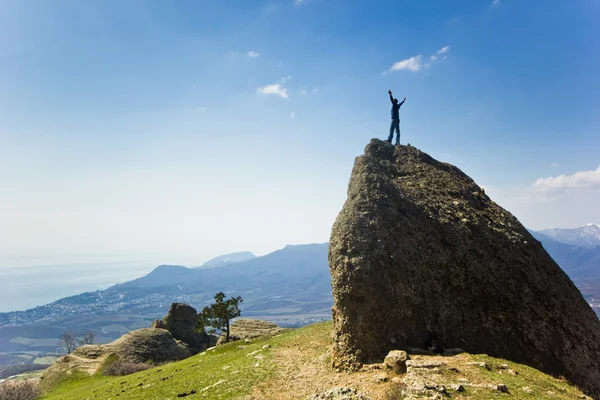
[388,90,406,145]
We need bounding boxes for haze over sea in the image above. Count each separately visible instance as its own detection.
[0,256,156,313]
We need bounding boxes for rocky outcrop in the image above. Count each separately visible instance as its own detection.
[216,319,283,345]
[74,328,191,364]
[152,303,208,353]
[329,139,600,397]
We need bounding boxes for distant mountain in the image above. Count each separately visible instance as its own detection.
[201,251,256,268]
[537,224,600,248]
[529,230,599,279]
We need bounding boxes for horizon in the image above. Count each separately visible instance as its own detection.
[1,0,599,266]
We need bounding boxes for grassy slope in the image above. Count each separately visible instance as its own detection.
[40,322,589,400]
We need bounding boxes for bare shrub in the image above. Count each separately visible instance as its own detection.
[103,361,151,376]
[0,380,40,400]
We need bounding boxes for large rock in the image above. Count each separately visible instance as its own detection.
[74,328,191,364]
[152,302,208,353]
[329,139,600,397]
[216,319,283,345]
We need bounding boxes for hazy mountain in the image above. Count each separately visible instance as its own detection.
[530,230,599,279]
[537,224,600,248]
[201,251,256,268]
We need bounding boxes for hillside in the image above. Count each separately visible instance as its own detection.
[38,322,591,400]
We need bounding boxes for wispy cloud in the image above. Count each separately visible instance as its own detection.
[550,162,559,168]
[492,0,501,6]
[388,55,424,73]
[257,77,292,99]
[257,83,288,99]
[247,51,260,58]
[388,46,451,74]
[290,112,295,119]
[534,166,600,193]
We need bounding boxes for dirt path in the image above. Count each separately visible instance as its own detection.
[245,335,390,400]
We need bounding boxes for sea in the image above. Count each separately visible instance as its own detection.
[0,257,157,313]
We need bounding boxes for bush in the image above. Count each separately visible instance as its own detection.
[103,361,152,376]
[0,380,40,400]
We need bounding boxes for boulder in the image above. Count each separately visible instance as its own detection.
[216,319,282,345]
[384,350,409,374]
[75,328,190,364]
[329,139,600,397]
[152,302,208,353]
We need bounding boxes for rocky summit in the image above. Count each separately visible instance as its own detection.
[328,139,600,397]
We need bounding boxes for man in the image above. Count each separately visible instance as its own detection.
[388,90,406,145]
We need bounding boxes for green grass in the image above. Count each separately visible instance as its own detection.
[458,354,587,400]
[39,322,589,400]
[39,326,296,400]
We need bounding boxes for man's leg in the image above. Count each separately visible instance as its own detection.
[388,120,394,143]
[394,120,400,144]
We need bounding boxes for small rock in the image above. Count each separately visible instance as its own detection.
[442,348,464,356]
[451,384,465,392]
[262,344,271,349]
[384,350,410,374]
[244,339,251,344]
[467,361,490,370]
[391,377,403,385]
[507,368,518,376]
[405,360,444,369]
[522,386,533,394]
[254,354,265,360]
[374,373,388,383]
[237,346,247,350]
[308,387,371,400]
[490,384,509,393]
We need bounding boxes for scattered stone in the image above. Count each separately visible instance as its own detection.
[199,380,226,393]
[391,377,402,385]
[451,384,465,392]
[237,346,247,350]
[247,350,262,357]
[384,350,410,374]
[522,386,533,394]
[490,384,509,393]
[244,339,251,344]
[308,387,371,400]
[360,363,384,372]
[254,354,265,360]
[406,360,444,369]
[262,344,271,349]
[467,362,489,370]
[373,373,388,383]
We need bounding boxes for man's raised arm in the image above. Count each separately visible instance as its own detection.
[388,90,394,103]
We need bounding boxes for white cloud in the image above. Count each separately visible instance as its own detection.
[550,162,559,168]
[437,46,451,54]
[388,55,424,73]
[257,83,288,99]
[300,89,307,95]
[534,166,600,193]
[229,51,239,56]
[492,0,500,6]
[430,55,438,61]
[290,112,295,119]
[247,51,260,58]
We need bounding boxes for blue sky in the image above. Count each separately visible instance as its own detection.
[1,0,599,266]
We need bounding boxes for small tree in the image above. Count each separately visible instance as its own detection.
[200,292,243,343]
[59,330,77,354]
[79,329,96,345]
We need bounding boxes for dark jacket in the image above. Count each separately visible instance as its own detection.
[390,94,405,120]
